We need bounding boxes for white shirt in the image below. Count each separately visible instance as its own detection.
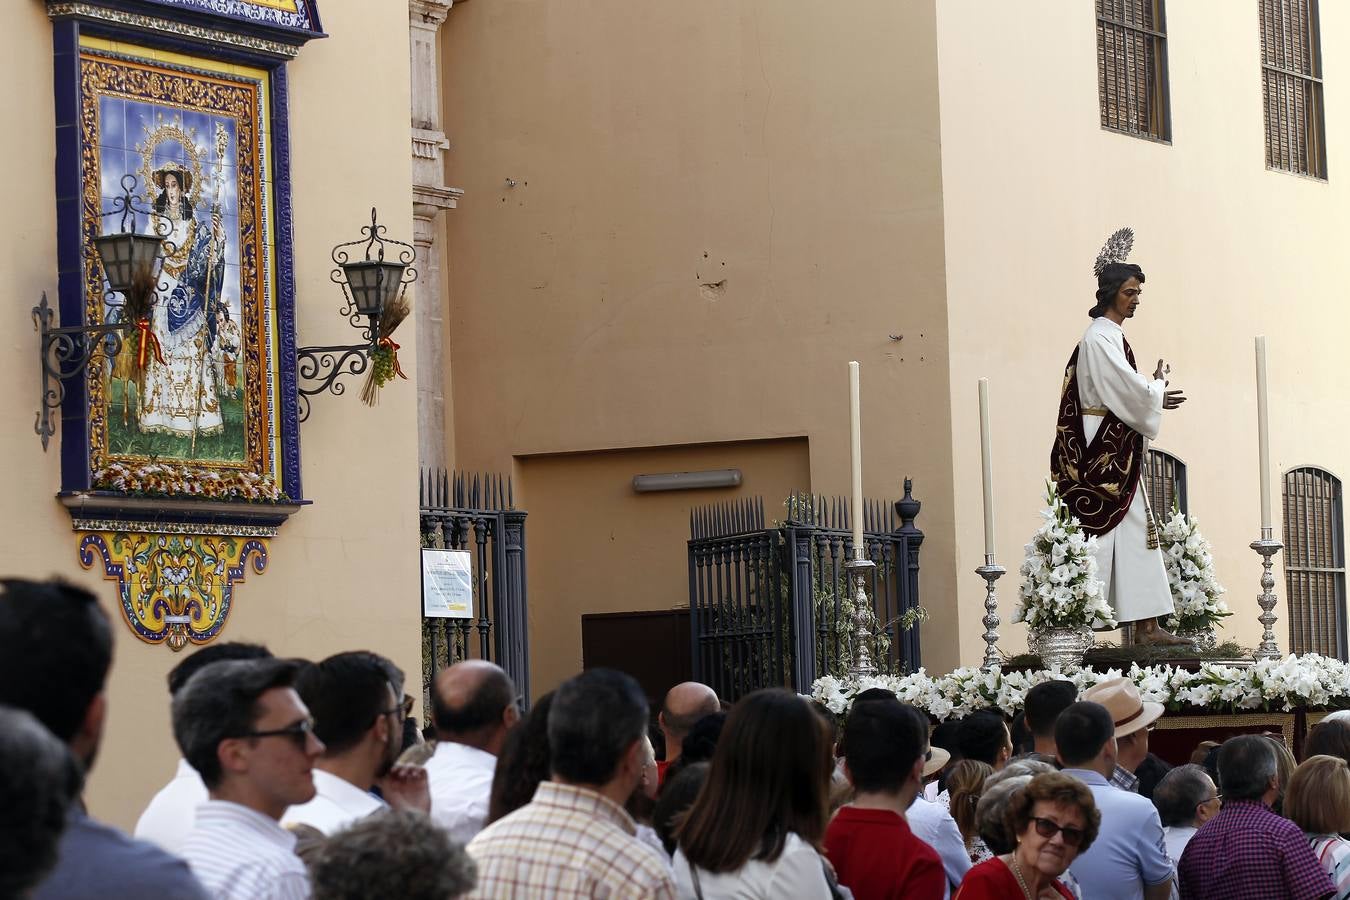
[181,800,309,900]
[908,794,969,900]
[426,741,497,844]
[673,832,832,899]
[134,758,208,854]
[1163,825,1197,870]
[1077,317,1165,441]
[280,769,384,835]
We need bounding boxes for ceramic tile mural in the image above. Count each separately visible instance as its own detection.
[80,47,283,501]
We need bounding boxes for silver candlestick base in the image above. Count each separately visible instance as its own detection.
[845,555,878,678]
[1251,526,1283,660]
[976,554,1006,672]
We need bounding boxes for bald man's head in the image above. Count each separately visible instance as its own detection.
[659,682,719,762]
[431,660,518,753]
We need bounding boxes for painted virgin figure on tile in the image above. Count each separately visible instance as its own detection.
[139,123,230,451]
[1049,228,1190,646]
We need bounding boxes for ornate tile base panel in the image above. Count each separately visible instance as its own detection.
[79,530,268,650]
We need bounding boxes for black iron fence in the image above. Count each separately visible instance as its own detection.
[419,469,529,708]
[688,479,924,700]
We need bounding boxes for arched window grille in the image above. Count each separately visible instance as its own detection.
[1145,448,1187,518]
[1283,467,1346,660]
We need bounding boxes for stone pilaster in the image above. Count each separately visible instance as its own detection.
[409,0,463,471]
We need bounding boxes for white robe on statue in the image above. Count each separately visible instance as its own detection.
[1076,317,1174,623]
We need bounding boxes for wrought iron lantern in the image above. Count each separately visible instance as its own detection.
[295,208,417,421]
[34,175,166,449]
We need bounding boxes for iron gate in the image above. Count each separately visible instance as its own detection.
[419,469,529,706]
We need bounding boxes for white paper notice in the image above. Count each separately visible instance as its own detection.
[422,549,473,619]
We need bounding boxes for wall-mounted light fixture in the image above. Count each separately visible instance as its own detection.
[295,208,417,421]
[34,174,167,449]
[632,468,742,493]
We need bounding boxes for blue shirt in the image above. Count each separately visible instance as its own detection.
[1062,768,1174,900]
[31,808,208,900]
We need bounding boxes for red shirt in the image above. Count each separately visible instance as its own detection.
[656,759,672,788]
[824,806,945,900]
[954,857,1074,900]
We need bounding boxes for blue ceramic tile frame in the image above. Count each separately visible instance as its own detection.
[50,10,308,519]
[95,0,323,43]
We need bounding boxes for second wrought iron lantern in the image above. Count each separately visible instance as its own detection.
[295,207,417,421]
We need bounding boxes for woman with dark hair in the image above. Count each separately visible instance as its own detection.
[484,691,553,825]
[956,772,1100,900]
[1306,719,1350,768]
[674,689,835,898]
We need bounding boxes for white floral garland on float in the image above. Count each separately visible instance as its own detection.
[1158,507,1231,632]
[811,654,1350,720]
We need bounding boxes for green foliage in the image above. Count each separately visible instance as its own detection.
[106,379,247,462]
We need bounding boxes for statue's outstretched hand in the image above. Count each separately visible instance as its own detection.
[1164,389,1186,410]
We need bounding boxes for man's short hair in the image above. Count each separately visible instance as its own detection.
[1217,734,1277,802]
[432,666,514,736]
[309,810,477,900]
[296,652,402,755]
[1152,764,1213,827]
[0,579,112,743]
[842,699,927,794]
[1054,701,1115,767]
[167,642,272,696]
[958,711,1009,766]
[548,668,648,785]
[0,705,84,898]
[1023,680,1078,738]
[172,657,302,788]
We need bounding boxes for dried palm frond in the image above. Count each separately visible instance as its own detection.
[361,293,411,406]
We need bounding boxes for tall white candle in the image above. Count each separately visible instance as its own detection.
[849,361,864,556]
[979,378,995,558]
[1256,336,1272,531]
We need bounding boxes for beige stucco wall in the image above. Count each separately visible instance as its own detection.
[519,438,811,696]
[0,0,420,830]
[936,0,1350,660]
[440,0,964,678]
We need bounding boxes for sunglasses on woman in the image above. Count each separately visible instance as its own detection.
[1031,817,1085,847]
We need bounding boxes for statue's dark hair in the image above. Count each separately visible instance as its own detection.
[1091,262,1146,319]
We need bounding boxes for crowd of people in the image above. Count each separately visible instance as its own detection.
[5,576,1350,899]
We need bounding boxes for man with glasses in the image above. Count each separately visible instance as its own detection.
[1056,700,1174,900]
[283,652,429,834]
[135,641,274,853]
[1151,764,1220,877]
[426,660,520,844]
[174,657,323,899]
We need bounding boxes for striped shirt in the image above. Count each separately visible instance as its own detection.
[180,800,309,900]
[467,781,676,899]
[1308,834,1350,900]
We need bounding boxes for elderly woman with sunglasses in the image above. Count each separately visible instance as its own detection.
[955,772,1100,900]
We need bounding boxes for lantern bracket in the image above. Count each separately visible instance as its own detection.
[34,175,166,450]
[295,208,417,422]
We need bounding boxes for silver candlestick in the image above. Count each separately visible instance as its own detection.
[976,554,1006,671]
[1251,526,1283,660]
[845,555,878,678]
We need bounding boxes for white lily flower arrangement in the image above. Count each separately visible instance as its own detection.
[811,654,1350,720]
[1012,482,1116,632]
[1158,507,1231,633]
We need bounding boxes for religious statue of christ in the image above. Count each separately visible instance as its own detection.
[1049,228,1190,646]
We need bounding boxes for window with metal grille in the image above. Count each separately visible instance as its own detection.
[1145,448,1187,518]
[1096,0,1170,141]
[1260,0,1326,178]
[1282,467,1346,660]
